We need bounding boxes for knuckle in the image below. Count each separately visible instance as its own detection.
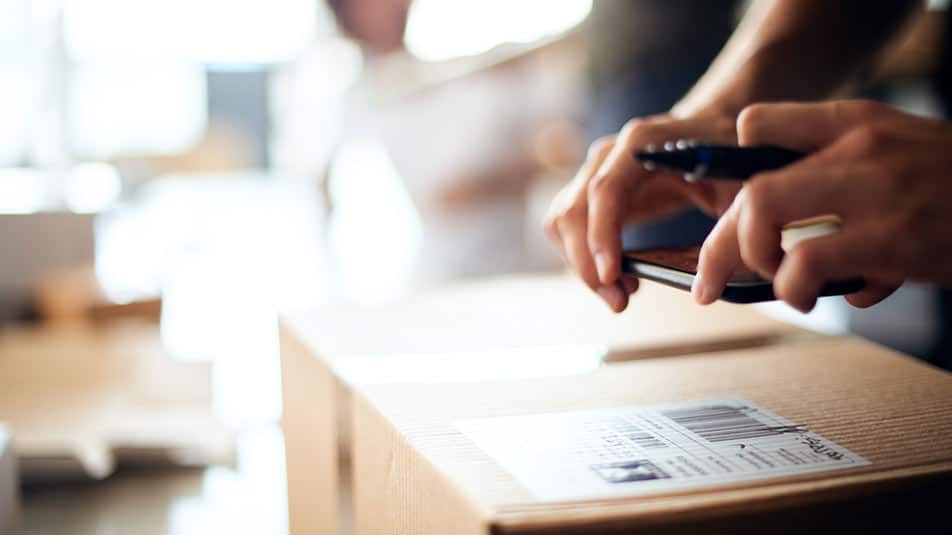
[618,118,655,143]
[587,137,614,160]
[869,164,902,204]
[877,224,906,267]
[736,211,757,250]
[729,185,748,208]
[717,191,744,224]
[845,125,886,155]
[586,172,616,197]
[846,99,886,119]
[562,202,587,223]
[737,214,768,271]
[880,160,908,193]
[736,103,770,140]
[742,180,771,214]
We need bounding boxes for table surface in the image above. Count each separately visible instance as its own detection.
[20,427,289,535]
[0,313,289,534]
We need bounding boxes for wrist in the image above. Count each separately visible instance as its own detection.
[671,46,780,122]
[670,103,741,122]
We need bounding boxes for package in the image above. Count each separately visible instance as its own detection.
[352,337,952,534]
[0,425,19,535]
[279,274,805,534]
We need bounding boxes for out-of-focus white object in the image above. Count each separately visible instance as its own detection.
[0,0,35,168]
[0,168,47,215]
[327,138,423,305]
[0,425,19,535]
[63,0,318,64]
[67,63,207,159]
[405,0,592,61]
[63,162,121,213]
[95,174,329,427]
[780,218,840,253]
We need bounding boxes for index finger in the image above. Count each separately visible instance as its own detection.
[585,122,657,285]
[737,100,896,151]
[586,117,736,285]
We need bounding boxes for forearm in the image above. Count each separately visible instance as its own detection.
[673,0,924,118]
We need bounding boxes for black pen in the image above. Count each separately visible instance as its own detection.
[635,140,804,181]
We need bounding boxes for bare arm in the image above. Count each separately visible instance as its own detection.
[676,0,924,117]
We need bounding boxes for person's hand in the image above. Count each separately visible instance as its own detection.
[695,99,952,312]
[544,113,741,312]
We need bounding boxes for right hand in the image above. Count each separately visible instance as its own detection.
[543,113,741,312]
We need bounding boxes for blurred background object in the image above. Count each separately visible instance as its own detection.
[0,425,18,535]
[0,323,233,484]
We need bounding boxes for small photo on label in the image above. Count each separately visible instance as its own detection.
[591,460,671,484]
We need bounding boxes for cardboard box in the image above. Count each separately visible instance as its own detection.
[0,425,18,535]
[352,337,952,534]
[280,274,806,535]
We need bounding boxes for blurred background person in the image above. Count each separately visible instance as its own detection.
[275,0,587,291]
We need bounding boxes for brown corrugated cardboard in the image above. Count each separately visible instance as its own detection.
[0,425,18,535]
[352,337,952,534]
[279,273,807,535]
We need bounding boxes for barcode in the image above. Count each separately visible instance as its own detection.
[662,405,802,443]
[610,417,666,449]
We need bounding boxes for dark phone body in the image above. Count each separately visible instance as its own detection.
[622,246,865,304]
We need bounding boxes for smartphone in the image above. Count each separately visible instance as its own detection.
[621,246,865,304]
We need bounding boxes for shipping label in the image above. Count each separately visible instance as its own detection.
[456,398,868,500]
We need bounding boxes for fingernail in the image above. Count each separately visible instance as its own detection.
[596,285,623,312]
[595,252,612,283]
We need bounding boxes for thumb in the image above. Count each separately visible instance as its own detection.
[737,100,888,151]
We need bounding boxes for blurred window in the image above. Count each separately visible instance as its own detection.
[0,0,37,166]
[405,0,592,61]
[67,63,207,159]
[63,0,318,64]
[0,0,319,167]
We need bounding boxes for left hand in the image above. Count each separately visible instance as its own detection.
[694,99,952,312]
